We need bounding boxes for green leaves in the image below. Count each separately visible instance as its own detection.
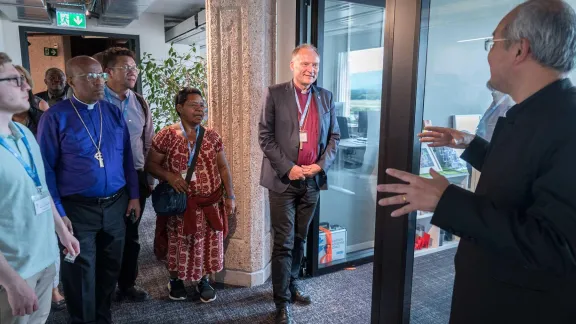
[140,43,208,132]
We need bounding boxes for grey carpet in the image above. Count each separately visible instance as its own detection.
[47,200,455,324]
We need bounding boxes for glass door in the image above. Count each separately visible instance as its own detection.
[305,0,386,274]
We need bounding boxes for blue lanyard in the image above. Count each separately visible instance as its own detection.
[180,123,199,166]
[0,123,42,192]
[105,88,130,118]
[294,88,312,129]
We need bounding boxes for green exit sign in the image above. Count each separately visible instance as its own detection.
[56,10,86,29]
[44,48,58,57]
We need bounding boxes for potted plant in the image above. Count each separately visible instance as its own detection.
[139,43,207,132]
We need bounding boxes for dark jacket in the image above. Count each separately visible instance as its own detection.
[432,79,576,324]
[258,81,340,193]
[35,85,70,106]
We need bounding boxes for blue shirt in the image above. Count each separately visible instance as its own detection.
[476,93,515,142]
[0,122,58,279]
[37,96,139,217]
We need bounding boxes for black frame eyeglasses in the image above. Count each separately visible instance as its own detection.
[0,75,27,88]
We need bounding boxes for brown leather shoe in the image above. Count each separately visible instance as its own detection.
[290,282,312,305]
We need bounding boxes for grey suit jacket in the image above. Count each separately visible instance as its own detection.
[259,80,340,193]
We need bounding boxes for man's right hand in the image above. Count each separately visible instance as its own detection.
[418,126,475,149]
[288,166,306,181]
[5,276,38,316]
[167,173,188,193]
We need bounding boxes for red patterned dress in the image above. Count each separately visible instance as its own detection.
[152,125,225,281]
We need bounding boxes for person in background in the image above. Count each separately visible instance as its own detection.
[146,87,235,303]
[258,44,340,324]
[93,52,105,68]
[11,66,48,136]
[476,81,515,142]
[0,52,79,324]
[37,56,140,324]
[102,46,154,302]
[378,1,576,323]
[34,68,68,107]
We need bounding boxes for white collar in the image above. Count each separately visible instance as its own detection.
[73,95,97,110]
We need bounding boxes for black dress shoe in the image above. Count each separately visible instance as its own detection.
[275,305,294,324]
[290,283,312,305]
[116,286,150,302]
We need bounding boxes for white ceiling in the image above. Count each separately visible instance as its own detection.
[145,0,205,19]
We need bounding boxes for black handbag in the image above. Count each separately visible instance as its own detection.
[152,126,205,217]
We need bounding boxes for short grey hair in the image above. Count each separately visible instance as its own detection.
[503,0,576,72]
[292,44,319,58]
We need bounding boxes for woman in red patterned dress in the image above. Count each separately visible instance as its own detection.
[145,87,235,303]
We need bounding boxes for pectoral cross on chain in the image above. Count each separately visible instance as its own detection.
[94,151,104,168]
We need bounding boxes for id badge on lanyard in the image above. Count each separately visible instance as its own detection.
[295,89,312,150]
[0,124,50,215]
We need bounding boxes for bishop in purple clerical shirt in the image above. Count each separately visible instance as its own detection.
[37,95,139,217]
[36,56,139,324]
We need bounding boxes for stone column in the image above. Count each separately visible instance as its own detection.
[206,0,276,287]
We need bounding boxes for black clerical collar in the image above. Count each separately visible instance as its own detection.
[506,78,572,121]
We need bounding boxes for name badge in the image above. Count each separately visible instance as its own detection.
[181,172,197,182]
[32,192,51,216]
[299,131,308,143]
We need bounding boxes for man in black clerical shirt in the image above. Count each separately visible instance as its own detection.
[378,1,576,323]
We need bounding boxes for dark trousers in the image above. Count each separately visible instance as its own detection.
[61,189,128,324]
[269,179,320,307]
[117,171,149,290]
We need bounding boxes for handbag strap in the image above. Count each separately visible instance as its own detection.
[184,126,205,183]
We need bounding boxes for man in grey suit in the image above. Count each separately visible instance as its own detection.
[259,44,340,324]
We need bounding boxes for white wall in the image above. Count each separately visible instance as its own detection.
[276,0,296,83]
[0,13,169,65]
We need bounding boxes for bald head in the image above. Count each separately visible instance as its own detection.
[66,56,106,104]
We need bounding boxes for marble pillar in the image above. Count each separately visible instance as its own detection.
[206,0,277,287]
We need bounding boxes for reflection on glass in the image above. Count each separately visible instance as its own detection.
[318,0,385,268]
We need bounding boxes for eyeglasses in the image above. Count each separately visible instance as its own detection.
[0,75,27,88]
[111,65,139,73]
[71,72,109,82]
[184,101,207,110]
[485,38,507,51]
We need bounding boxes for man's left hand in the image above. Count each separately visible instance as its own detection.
[377,168,450,217]
[302,164,322,177]
[126,199,141,221]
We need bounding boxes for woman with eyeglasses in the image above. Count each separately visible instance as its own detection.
[12,65,49,136]
[146,87,235,303]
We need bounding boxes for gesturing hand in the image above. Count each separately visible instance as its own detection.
[418,126,475,149]
[5,276,38,317]
[168,173,188,193]
[377,168,450,217]
[288,166,305,181]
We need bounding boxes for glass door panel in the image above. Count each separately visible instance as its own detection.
[318,0,385,269]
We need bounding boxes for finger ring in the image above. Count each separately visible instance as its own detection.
[402,195,407,202]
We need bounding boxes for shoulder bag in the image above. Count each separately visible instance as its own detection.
[152,126,205,217]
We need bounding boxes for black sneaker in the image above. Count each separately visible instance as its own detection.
[167,279,187,301]
[196,277,216,303]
